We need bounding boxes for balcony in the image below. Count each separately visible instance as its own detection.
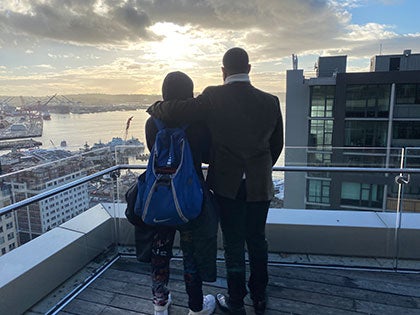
[1,146,420,314]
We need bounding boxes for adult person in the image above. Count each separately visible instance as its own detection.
[139,71,217,315]
[147,48,284,315]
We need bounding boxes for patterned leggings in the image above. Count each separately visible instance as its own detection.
[151,227,203,312]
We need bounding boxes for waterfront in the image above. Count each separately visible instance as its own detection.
[40,109,149,151]
[0,108,285,180]
[25,109,285,168]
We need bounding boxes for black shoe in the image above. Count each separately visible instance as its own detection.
[252,298,266,315]
[250,292,267,315]
[216,293,246,315]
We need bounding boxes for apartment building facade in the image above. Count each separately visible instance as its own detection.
[6,150,90,243]
[0,187,17,256]
[285,50,420,211]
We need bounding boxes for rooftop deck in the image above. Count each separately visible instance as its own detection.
[37,256,420,315]
[2,163,420,314]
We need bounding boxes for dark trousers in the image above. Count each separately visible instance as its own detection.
[151,227,203,311]
[216,181,270,307]
[180,229,204,312]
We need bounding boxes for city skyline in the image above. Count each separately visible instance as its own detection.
[0,0,419,97]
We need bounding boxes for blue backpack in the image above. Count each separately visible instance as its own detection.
[134,118,203,226]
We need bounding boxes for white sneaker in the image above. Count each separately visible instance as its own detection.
[154,294,172,315]
[188,294,216,315]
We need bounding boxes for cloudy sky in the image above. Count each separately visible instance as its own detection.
[0,0,419,97]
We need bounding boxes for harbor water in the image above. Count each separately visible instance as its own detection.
[11,109,284,171]
[40,110,149,151]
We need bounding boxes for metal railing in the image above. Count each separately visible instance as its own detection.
[1,164,419,217]
[0,162,419,274]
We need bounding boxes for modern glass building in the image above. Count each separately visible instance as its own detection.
[285,50,420,211]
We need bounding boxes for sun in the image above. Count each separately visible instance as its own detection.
[147,22,198,66]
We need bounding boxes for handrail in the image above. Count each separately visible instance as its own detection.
[1,164,419,217]
[272,166,420,173]
[0,165,131,216]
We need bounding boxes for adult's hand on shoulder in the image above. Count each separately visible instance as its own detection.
[146,101,162,117]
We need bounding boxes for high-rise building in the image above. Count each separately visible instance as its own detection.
[5,149,90,243]
[285,50,420,211]
[0,186,18,256]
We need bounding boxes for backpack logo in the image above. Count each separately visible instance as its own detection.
[134,118,203,226]
[153,217,172,224]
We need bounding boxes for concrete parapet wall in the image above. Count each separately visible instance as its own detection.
[0,204,114,315]
[109,202,420,260]
[266,209,420,259]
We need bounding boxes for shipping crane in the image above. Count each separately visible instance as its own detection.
[124,116,134,141]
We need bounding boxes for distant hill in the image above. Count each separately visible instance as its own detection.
[1,91,286,109]
[0,94,162,108]
[63,94,161,106]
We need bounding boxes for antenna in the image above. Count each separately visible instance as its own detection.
[292,54,298,70]
[379,43,383,55]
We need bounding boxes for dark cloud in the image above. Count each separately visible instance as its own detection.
[0,0,345,47]
[137,0,343,33]
[1,0,418,61]
[140,0,350,57]
[0,0,156,44]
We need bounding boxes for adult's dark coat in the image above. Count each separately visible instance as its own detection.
[147,81,284,202]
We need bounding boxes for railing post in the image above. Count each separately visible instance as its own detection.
[393,148,410,270]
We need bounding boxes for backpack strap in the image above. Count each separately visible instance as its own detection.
[153,118,166,131]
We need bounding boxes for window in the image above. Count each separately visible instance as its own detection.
[342,153,386,167]
[341,182,383,208]
[345,121,388,147]
[346,85,367,117]
[393,121,420,140]
[6,222,13,230]
[1,248,5,255]
[389,57,400,71]
[309,120,333,148]
[9,243,15,250]
[307,179,330,204]
[418,84,420,104]
[396,84,420,104]
[0,237,4,245]
[310,86,335,117]
[7,232,14,241]
[346,84,390,117]
[405,152,420,168]
[391,183,420,196]
[307,152,332,166]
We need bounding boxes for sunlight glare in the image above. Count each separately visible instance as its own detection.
[148,22,197,65]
